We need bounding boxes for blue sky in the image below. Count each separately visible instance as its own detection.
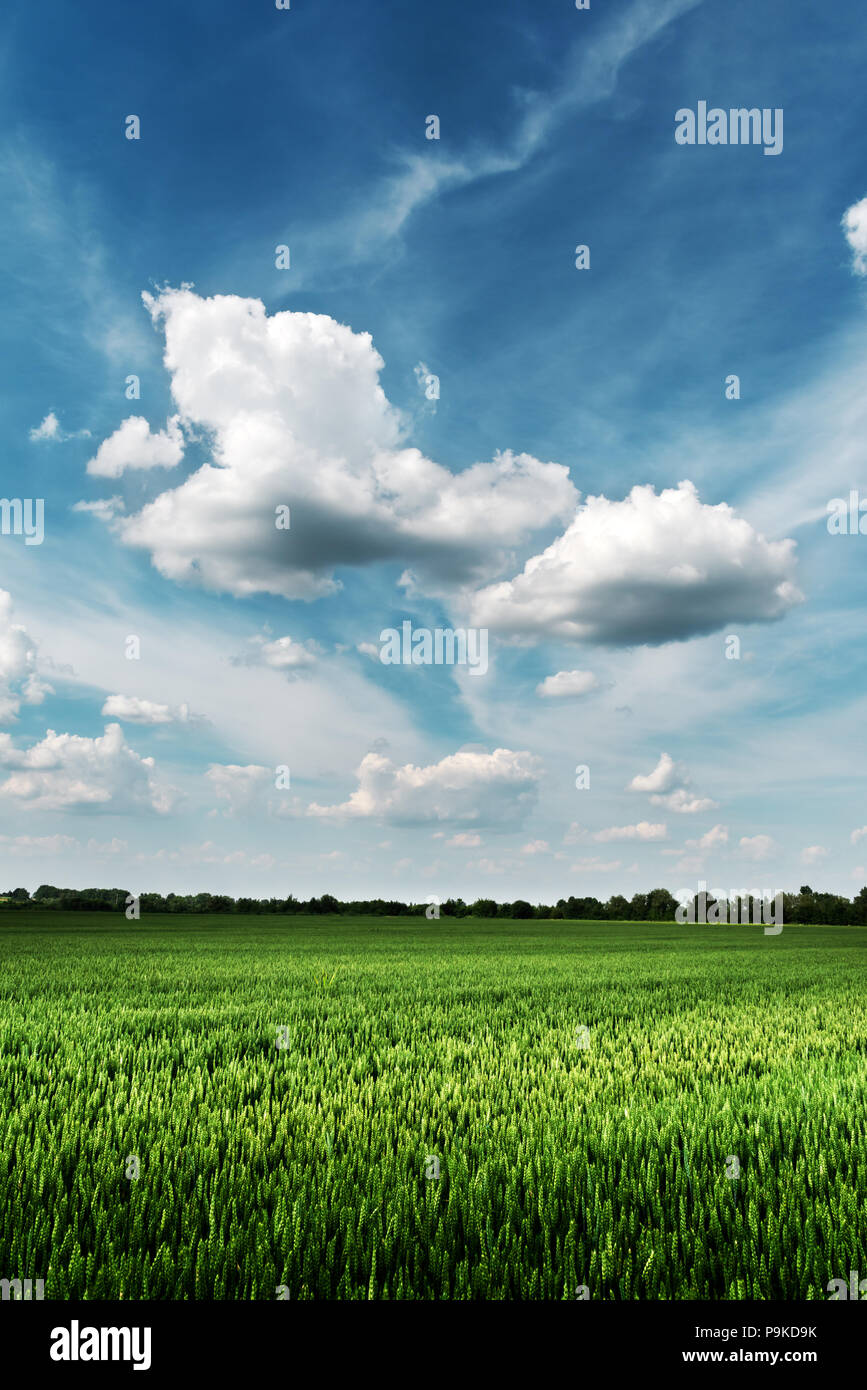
[1,0,867,901]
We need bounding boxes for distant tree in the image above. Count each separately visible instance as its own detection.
[470,899,498,917]
[509,899,533,919]
[606,894,630,920]
[441,898,467,917]
[647,888,678,921]
[32,885,60,901]
[851,887,867,924]
[140,893,166,912]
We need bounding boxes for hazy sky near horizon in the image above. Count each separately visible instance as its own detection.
[2,0,867,901]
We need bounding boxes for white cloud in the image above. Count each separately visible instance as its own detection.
[238,634,318,673]
[447,831,482,848]
[205,763,272,815]
[628,752,678,794]
[139,840,278,869]
[842,196,867,276]
[851,827,867,845]
[629,751,718,814]
[307,747,541,827]
[86,837,129,855]
[0,833,80,855]
[106,288,576,599]
[466,857,508,875]
[468,482,802,646]
[686,824,729,851]
[101,695,191,725]
[30,411,90,442]
[801,845,828,865]
[593,822,667,843]
[86,414,184,478]
[536,669,599,699]
[30,411,60,441]
[520,839,550,855]
[0,589,52,722]
[737,834,774,862]
[72,496,124,519]
[651,789,718,815]
[356,642,380,660]
[570,857,622,872]
[0,723,171,812]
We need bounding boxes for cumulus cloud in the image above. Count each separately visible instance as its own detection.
[236,634,318,674]
[628,752,678,794]
[842,196,867,276]
[664,824,729,864]
[738,834,774,862]
[687,824,729,851]
[30,411,90,442]
[0,590,52,722]
[628,752,718,814]
[520,839,550,854]
[307,747,541,827]
[851,826,867,845]
[536,669,599,699]
[103,288,576,599]
[101,695,192,725]
[801,845,828,865]
[205,763,273,815]
[447,831,482,848]
[468,481,802,646]
[30,412,61,441]
[0,723,172,812]
[592,821,667,843]
[86,414,184,478]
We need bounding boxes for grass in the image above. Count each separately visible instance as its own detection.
[0,912,865,1299]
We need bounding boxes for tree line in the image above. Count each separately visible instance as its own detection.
[1,884,866,924]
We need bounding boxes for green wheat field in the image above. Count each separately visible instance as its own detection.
[1,913,865,1299]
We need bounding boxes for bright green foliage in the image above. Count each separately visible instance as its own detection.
[0,913,864,1299]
